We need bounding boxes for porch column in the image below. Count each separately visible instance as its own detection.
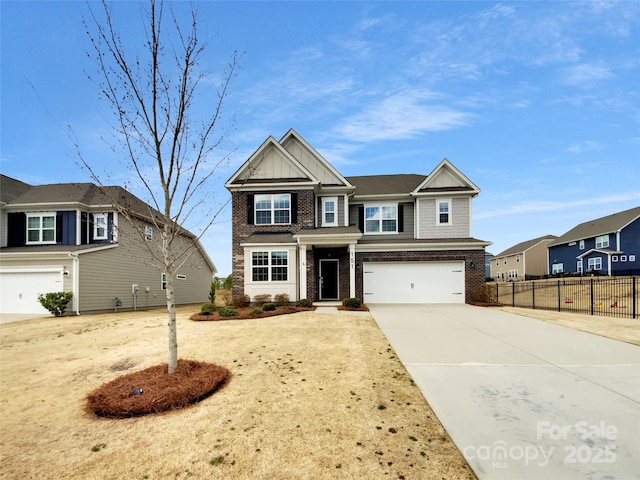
[349,243,356,298]
[299,244,307,300]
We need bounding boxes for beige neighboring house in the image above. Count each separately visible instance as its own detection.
[0,175,216,316]
[492,235,557,281]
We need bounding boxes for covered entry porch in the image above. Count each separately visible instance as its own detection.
[294,227,362,302]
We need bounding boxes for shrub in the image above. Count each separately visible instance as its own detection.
[232,294,250,308]
[296,298,313,308]
[199,302,217,316]
[262,302,276,312]
[253,294,272,306]
[342,297,361,309]
[217,307,238,317]
[223,274,233,290]
[37,292,73,316]
[249,308,263,316]
[208,282,216,304]
[473,284,497,303]
[274,293,290,306]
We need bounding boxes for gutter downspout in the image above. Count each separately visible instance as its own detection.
[69,253,80,315]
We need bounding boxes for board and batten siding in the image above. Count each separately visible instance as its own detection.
[417,197,470,239]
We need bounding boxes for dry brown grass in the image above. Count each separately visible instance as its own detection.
[0,306,475,480]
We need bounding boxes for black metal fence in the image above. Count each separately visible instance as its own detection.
[492,277,638,319]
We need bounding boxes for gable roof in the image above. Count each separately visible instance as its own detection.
[346,174,426,197]
[0,175,32,204]
[495,234,558,257]
[548,206,640,247]
[413,158,480,196]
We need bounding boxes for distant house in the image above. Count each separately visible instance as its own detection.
[0,175,216,315]
[485,251,494,279]
[492,235,558,281]
[547,206,640,276]
[225,129,490,304]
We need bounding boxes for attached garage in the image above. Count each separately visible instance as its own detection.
[363,261,465,304]
[0,268,63,314]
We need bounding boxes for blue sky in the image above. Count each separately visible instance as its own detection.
[2,1,639,276]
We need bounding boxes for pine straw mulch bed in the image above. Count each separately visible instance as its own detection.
[86,359,230,418]
[189,306,316,321]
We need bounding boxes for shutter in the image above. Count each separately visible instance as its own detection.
[398,204,404,232]
[89,214,94,243]
[107,212,114,242]
[80,212,88,244]
[7,212,26,246]
[56,212,63,245]
[358,206,364,233]
[291,193,297,224]
[247,194,254,225]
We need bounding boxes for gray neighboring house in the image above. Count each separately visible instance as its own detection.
[226,129,491,304]
[0,175,217,315]
[492,235,558,281]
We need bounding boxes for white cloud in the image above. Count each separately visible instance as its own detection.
[562,63,614,87]
[566,140,602,154]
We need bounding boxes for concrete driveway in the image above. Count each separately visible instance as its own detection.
[368,304,640,480]
[0,313,51,324]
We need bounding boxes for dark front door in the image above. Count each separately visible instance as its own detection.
[319,259,339,300]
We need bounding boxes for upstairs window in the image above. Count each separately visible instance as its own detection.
[94,214,108,240]
[27,213,56,244]
[579,240,585,250]
[437,200,451,225]
[365,205,397,234]
[145,226,153,240]
[255,194,291,225]
[595,235,609,249]
[322,197,338,227]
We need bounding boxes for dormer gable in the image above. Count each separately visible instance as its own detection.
[279,129,353,189]
[413,158,480,196]
[225,136,319,189]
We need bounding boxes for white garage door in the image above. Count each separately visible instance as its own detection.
[363,261,465,304]
[0,270,63,314]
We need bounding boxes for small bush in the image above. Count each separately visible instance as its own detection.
[274,293,290,306]
[253,294,272,306]
[37,292,73,316]
[208,282,216,304]
[296,298,313,308]
[249,308,263,316]
[473,284,497,303]
[342,297,361,309]
[218,307,238,317]
[262,302,276,312]
[199,302,217,316]
[232,294,250,308]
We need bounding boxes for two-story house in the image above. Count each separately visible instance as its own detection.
[0,175,216,316]
[492,235,557,281]
[547,206,640,276]
[225,129,490,304]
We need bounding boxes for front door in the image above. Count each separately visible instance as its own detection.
[319,259,339,300]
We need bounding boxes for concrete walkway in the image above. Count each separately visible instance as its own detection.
[368,304,640,480]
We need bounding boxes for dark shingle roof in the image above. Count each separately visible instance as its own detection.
[0,175,32,204]
[345,174,425,196]
[548,206,640,247]
[495,235,557,257]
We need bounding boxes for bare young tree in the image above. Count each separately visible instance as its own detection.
[82,0,238,374]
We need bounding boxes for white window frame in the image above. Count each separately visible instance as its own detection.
[595,235,609,249]
[612,256,618,262]
[94,213,108,240]
[588,257,602,270]
[161,273,167,290]
[516,255,520,263]
[145,226,153,240]
[364,204,398,234]
[26,213,56,244]
[620,255,627,262]
[629,255,636,262]
[321,197,338,227]
[552,263,563,274]
[251,250,288,282]
[255,193,291,225]
[436,199,452,225]
[577,260,583,273]
[579,240,585,250]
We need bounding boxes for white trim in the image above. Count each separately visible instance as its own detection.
[321,197,338,227]
[363,203,398,235]
[26,212,56,245]
[436,198,452,226]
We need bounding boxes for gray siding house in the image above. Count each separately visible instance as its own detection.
[226,129,490,304]
[0,175,217,315]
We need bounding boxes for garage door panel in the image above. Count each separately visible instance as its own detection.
[0,271,62,314]
[364,261,464,304]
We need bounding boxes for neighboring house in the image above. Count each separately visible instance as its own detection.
[485,251,494,279]
[225,129,490,304]
[547,206,640,276]
[492,235,557,281]
[0,175,217,315]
